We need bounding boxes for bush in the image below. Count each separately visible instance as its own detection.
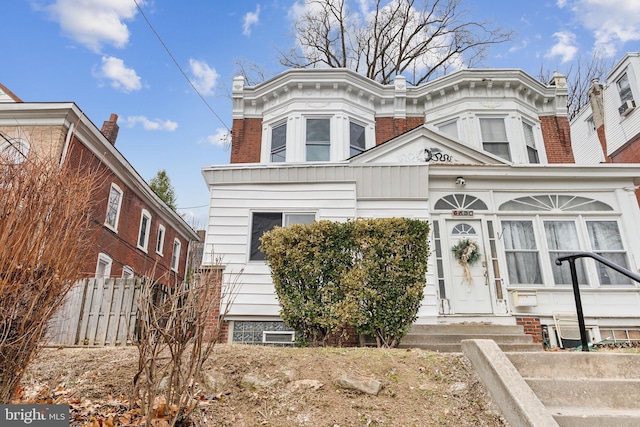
[261,218,430,348]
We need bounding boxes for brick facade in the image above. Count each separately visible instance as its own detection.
[516,316,544,346]
[375,116,425,146]
[64,131,191,283]
[230,118,262,163]
[539,115,575,163]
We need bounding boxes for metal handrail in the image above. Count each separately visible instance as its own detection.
[555,252,640,352]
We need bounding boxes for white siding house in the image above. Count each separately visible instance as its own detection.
[203,67,640,347]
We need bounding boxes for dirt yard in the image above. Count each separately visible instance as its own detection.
[18,344,507,426]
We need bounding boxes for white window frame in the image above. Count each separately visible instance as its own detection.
[249,211,317,261]
[171,238,181,272]
[137,209,152,252]
[305,117,331,162]
[104,183,123,232]
[270,121,287,162]
[96,253,113,279]
[156,224,166,255]
[501,215,630,288]
[479,117,511,161]
[349,120,367,157]
[522,121,540,164]
[617,72,634,104]
[122,265,134,279]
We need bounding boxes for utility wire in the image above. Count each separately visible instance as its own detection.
[133,0,230,134]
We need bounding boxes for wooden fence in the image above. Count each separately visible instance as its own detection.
[46,278,142,346]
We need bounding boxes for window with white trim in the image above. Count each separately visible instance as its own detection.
[156,224,166,255]
[349,121,366,156]
[617,73,634,104]
[522,122,539,164]
[499,195,628,287]
[105,183,123,231]
[306,118,330,161]
[171,238,181,272]
[249,212,316,261]
[480,118,510,161]
[122,265,134,279]
[137,209,152,252]
[96,253,112,279]
[270,122,287,162]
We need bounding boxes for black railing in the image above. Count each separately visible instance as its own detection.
[555,252,640,352]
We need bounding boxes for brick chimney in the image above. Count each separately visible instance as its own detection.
[101,113,119,145]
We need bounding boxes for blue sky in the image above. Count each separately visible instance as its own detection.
[3,0,640,226]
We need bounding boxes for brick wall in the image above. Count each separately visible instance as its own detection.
[375,116,425,145]
[199,266,226,342]
[516,317,544,345]
[610,131,640,204]
[230,118,262,163]
[65,137,191,283]
[539,115,575,163]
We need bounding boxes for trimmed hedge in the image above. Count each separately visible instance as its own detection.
[260,218,430,347]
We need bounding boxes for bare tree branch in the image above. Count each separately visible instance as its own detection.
[280,0,512,85]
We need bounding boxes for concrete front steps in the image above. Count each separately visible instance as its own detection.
[462,339,640,427]
[507,351,640,427]
[398,323,542,352]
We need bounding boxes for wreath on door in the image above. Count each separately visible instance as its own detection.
[451,239,480,283]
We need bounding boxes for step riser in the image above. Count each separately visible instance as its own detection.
[553,414,640,427]
[507,353,640,379]
[527,378,640,409]
[398,343,542,352]
[409,324,525,335]
[402,334,533,345]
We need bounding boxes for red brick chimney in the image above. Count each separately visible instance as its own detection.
[101,113,119,145]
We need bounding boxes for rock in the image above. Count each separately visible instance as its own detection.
[287,379,324,392]
[201,371,227,393]
[240,374,278,390]
[334,375,382,396]
[448,382,468,396]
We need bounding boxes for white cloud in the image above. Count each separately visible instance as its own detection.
[45,0,142,52]
[564,0,640,58]
[545,31,578,63]
[243,4,261,36]
[556,0,568,7]
[124,116,178,131]
[206,128,231,148]
[188,59,219,96]
[97,56,142,93]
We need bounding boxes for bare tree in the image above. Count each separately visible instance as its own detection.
[279,0,512,85]
[538,51,611,120]
[0,155,100,402]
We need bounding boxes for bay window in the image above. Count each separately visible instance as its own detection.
[349,121,366,156]
[270,122,287,162]
[480,118,510,161]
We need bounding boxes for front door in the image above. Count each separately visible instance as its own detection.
[446,220,493,314]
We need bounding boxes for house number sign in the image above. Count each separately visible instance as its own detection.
[452,210,474,217]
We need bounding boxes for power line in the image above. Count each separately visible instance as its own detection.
[133,0,230,133]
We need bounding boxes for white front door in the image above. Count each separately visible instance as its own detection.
[446,220,493,314]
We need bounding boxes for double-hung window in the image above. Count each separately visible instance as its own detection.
[270,122,287,162]
[349,122,366,156]
[502,220,543,285]
[156,224,166,255]
[522,122,539,164]
[137,209,151,252]
[587,221,630,285]
[437,120,459,139]
[105,183,123,231]
[249,212,316,261]
[544,221,587,285]
[480,118,510,161]
[617,73,634,104]
[171,238,181,272]
[306,118,330,161]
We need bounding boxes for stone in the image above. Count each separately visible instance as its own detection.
[334,375,383,396]
[240,374,278,390]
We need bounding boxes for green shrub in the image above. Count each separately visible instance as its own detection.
[260,218,430,348]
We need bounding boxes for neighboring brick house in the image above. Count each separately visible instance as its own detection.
[571,51,640,205]
[0,84,199,283]
[203,67,640,348]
